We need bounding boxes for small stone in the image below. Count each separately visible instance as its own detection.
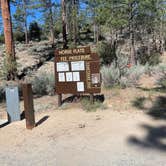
[78,124,86,128]
[96,117,101,120]
[96,115,101,120]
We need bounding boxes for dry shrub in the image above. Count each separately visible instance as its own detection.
[32,73,55,96]
[101,53,148,88]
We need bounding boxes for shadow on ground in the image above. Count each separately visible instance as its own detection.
[36,115,49,127]
[132,96,166,120]
[0,115,49,128]
[128,124,166,151]
[128,95,166,152]
[0,121,10,128]
[62,94,105,104]
[136,87,166,93]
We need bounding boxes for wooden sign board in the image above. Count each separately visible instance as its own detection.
[54,46,101,95]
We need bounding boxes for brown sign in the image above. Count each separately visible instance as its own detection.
[54,46,101,94]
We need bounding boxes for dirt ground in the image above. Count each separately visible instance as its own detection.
[1,43,166,166]
[0,86,166,166]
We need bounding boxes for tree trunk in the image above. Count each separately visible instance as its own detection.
[48,0,54,46]
[147,37,151,57]
[94,24,100,44]
[93,23,96,43]
[1,0,16,80]
[130,30,136,65]
[24,20,29,44]
[1,0,15,57]
[66,3,72,42]
[23,0,29,44]
[152,30,157,51]
[159,19,164,54]
[129,2,136,65]
[62,0,68,48]
[96,25,100,44]
[72,0,78,47]
[49,9,54,46]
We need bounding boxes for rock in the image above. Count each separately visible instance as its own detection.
[95,115,101,120]
[78,123,86,128]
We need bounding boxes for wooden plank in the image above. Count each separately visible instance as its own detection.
[58,94,62,107]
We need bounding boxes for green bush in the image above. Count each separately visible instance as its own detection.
[101,52,128,88]
[27,43,54,57]
[32,73,55,96]
[0,54,17,80]
[13,31,25,42]
[158,75,166,88]
[149,52,161,65]
[29,22,41,41]
[137,46,161,65]
[101,64,120,88]
[155,64,166,88]
[97,41,117,65]
[120,64,148,88]
[0,34,4,43]
[152,63,166,74]
[101,52,148,88]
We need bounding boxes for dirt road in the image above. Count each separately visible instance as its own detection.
[0,107,165,166]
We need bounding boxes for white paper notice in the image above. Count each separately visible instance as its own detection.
[66,72,73,82]
[58,73,65,82]
[57,62,69,72]
[77,82,84,92]
[91,73,100,84]
[71,61,85,71]
[73,72,80,81]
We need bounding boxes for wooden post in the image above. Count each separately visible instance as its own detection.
[22,83,35,129]
[90,93,94,104]
[58,94,62,107]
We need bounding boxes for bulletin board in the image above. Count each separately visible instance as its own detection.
[54,46,101,94]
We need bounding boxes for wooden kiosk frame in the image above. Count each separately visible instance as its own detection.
[54,46,101,106]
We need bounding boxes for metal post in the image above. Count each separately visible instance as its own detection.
[22,83,35,129]
[58,94,62,107]
[5,86,20,122]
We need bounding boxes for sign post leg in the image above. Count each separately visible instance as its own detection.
[58,94,62,107]
[22,83,35,130]
[90,93,94,104]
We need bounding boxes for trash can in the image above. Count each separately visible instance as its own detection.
[5,86,20,122]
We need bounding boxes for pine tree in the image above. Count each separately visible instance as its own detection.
[38,0,55,46]
[1,0,16,80]
[61,0,67,48]
[66,0,79,46]
[13,0,36,44]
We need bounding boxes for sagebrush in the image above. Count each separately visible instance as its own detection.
[32,73,55,96]
[0,54,17,80]
[101,51,148,88]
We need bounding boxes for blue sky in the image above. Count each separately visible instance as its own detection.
[10,0,61,26]
[1,0,87,33]
[10,0,86,25]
